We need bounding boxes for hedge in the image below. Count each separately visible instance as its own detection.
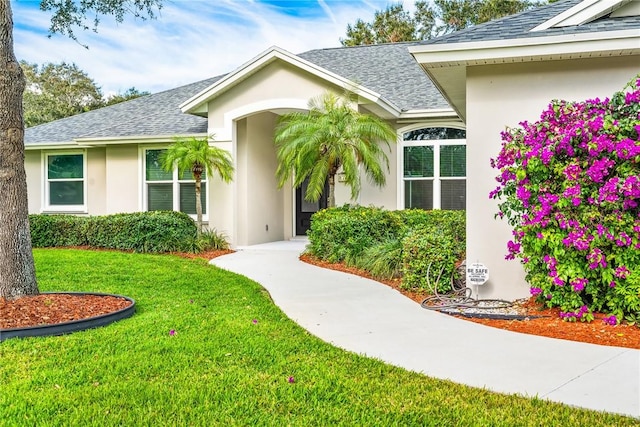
[29,211,197,253]
[307,205,466,293]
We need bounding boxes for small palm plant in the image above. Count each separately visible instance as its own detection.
[274,91,397,207]
[161,136,234,235]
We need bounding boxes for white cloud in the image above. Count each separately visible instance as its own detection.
[12,0,397,95]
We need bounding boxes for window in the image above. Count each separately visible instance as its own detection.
[44,152,86,211]
[144,149,206,216]
[402,127,466,210]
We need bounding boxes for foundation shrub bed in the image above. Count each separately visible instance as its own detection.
[307,206,465,287]
[29,211,197,253]
[490,75,640,323]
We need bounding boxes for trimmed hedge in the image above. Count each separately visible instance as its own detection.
[29,211,197,253]
[307,206,466,293]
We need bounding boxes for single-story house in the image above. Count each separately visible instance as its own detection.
[24,0,640,300]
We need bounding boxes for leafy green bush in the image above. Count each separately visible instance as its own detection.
[307,205,466,290]
[193,228,230,252]
[401,228,464,294]
[30,211,197,253]
[306,205,403,264]
[29,214,88,247]
[355,238,403,280]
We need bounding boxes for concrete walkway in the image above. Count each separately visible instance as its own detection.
[210,239,640,418]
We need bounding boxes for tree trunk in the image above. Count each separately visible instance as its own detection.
[327,173,336,208]
[194,175,202,235]
[0,0,39,299]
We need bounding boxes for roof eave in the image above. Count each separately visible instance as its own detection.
[410,29,640,120]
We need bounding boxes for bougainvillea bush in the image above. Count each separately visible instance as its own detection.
[490,75,640,324]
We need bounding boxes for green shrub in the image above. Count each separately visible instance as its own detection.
[306,205,403,264]
[401,228,463,294]
[30,211,197,253]
[193,228,230,252]
[29,215,89,247]
[307,205,466,292]
[356,238,403,280]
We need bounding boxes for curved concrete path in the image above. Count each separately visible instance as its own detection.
[211,240,640,418]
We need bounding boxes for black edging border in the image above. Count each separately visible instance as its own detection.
[0,292,135,342]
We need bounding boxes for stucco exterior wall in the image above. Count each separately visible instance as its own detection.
[235,113,285,246]
[24,151,41,214]
[87,148,106,215]
[207,62,339,132]
[466,55,640,300]
[105,145,139,214]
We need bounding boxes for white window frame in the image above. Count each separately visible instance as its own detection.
[140,146,208,222]
[399,126,466,210]
[42,150,87,213]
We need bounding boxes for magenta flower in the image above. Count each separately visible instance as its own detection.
[169,329,176,336]
[603,315,617,326]
[252,319,258,324]
[530,287,542,296]
[288,376,295,383]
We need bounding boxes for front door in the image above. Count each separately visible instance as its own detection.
[295,177,328,235]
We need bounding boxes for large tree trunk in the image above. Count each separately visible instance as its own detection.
[0,0,39,299]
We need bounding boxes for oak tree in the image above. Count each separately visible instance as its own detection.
[0,0,162,299]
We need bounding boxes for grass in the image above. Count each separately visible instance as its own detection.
[0,249,635,426]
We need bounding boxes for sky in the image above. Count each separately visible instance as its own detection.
[12,0,417,96]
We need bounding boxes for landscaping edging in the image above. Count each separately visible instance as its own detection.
[0,292,135,342]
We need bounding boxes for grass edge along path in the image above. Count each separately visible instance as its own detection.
[0,249,635,426]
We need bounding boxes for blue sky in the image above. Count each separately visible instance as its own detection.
[12,0,416,95]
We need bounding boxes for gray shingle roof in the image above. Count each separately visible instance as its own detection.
[25,43,448,145]
[25,77,221,145]
[425,0,640,45]
[298,43,450,111]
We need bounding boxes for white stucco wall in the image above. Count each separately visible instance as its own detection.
[87,148,106,215]
[105,145,138,214]
[235,113,285,246]
[466,56,640,300]
[24,151,41,214]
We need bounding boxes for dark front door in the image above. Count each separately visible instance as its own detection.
[295,177,328,235]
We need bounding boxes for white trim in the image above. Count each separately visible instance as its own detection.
[397,124,467,211]
[410,29,640,67]
[532,0,631,31]
[398,108,459,122]
[139,145,209,222]
[180,46,401,118]
[42,149,88,214]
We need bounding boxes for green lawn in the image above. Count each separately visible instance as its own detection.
[0,249,634,426]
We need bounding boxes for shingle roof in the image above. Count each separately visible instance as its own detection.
[25,77,221,145]
[425,0,640,45]
[298,43,450,111]
[25,43,448,145]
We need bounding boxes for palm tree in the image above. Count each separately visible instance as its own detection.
[161,136,234,234]
[274,92,397,207]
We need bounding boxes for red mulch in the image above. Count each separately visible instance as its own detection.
[299,254,640,350]
[0,294,131,330]
[0,249,232,331]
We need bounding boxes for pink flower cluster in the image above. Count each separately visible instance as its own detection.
[490,75,640,322]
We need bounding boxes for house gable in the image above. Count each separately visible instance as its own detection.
[181,47,401,122]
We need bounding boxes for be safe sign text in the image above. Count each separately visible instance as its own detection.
[467,262,489,285]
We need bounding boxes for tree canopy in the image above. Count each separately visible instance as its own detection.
[341,0,546,46]
[22,61,149,127]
